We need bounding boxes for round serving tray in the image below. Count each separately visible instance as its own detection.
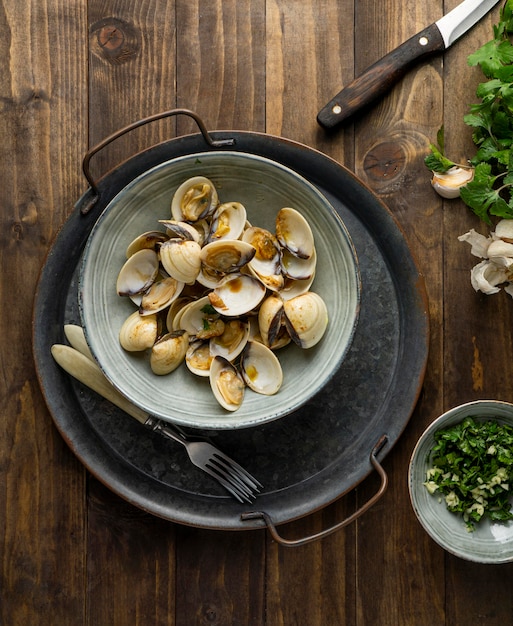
[33,112,429,532]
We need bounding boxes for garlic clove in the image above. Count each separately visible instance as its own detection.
[494,218,513,243]
[470,260,509,295]
[486,239,513,267]
[431,166,474,199]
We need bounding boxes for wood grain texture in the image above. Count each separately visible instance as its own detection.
[0,1,88,624]
[3,0,513,624]
[442,7,513,622]
[351,2,447,625]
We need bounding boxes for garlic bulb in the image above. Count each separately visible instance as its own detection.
[431,166,474,199]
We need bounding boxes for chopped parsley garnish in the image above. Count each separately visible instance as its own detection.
[424,416,513,532]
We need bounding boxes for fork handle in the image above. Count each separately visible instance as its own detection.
[241,434,388,547]
[144,416,189,446]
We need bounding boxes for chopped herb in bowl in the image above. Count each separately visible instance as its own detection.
[424,417,513,532]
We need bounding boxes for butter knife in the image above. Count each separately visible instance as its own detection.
[317,0,501,129]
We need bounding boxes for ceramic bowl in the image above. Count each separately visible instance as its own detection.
[79,151,360,430]
[409,400,513,563]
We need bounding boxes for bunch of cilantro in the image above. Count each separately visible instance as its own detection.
[424,417,513,531]
[425,0,513,225]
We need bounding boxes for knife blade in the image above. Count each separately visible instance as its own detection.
[317,0,501,129]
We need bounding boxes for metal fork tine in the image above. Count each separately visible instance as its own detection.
[210,453,262,493]
[211,451,263,490]
[201,463,253,503]
[208,460,256,499]
[206,457,256,496]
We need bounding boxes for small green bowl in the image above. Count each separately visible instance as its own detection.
[409,400,513,563]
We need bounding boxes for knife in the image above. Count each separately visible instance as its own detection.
[317,0,501,129]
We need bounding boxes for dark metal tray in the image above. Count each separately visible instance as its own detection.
[33,114,429,534]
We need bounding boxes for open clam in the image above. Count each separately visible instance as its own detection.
[171,176,219,222]
[125,230,169,257]
[207,202,247,242]
[200,239,256,274]
[209,319,250,361]
[116,248,159,296]
[185,340,213,377]
[209,355,245,411]
[139,276,185,315]
[240,341,283,395]
[276,207,315,259]
[208,274,266,317]
[242,226,284,291]
[258,295,290,349]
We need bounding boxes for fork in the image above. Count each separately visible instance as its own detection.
[52,326,262,503]
[144,415,262,503]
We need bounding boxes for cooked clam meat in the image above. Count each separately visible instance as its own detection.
[171,176,218,222]
[209,356,245,411]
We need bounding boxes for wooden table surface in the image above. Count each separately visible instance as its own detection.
[3,0,513,624]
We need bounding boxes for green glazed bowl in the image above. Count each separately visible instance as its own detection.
[409,400,513,563]
[79,151,360,430]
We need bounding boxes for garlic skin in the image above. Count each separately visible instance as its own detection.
[431,166,474,199]
[459,218,513,297]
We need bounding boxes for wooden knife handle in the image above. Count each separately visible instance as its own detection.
[317,22,445,129]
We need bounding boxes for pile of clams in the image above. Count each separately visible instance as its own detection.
[116,175,328,412]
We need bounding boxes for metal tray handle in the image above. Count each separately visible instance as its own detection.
[80,108,235,214]
[240,434,388,547]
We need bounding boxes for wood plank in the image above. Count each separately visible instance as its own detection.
[172,3,268,624]
[0,0,89,623]
[175,0,266,136]
[442,5,513,622]
[87,0,177,179]
[352,1,447,623]
[262,2,358,624]
[85,1,180,623]
[266,0,354,166]
[174,527,265,626]
[86,480,177,625]
[264,501,357,626]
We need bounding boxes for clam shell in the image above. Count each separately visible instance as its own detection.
[281,247,316,281]
[139,276,185,316]
[283,291,328,349]
[209,355,245,411]
[159,239,202,284]
[240,341,283,395]
[185,340,213,377]
[125,230,169,258]
[150,330,189,375]
[242,226,284,291]
[158,220,203,243]
[119,311,158,351]
[209,319,250,361]
[116,248,159,296]
[258,295,290,349]
[178,295,224,338]
[208,274,266,317]
[171,176,219,222]
[207,202,247,242]
[200,239,256,274]
[275,207,315,259]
